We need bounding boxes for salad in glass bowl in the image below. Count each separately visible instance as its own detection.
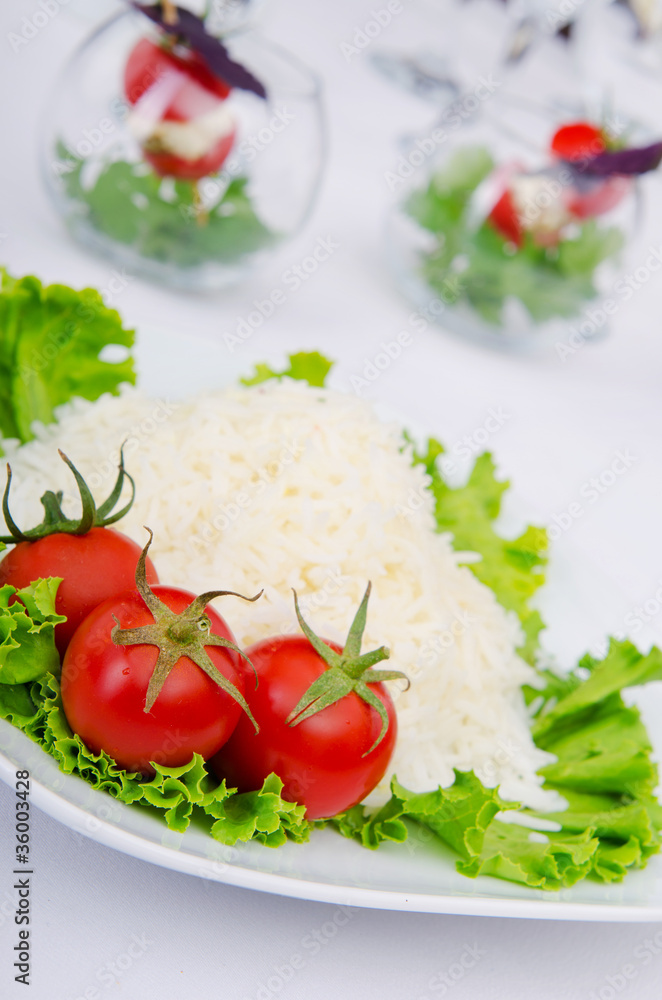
[386,99,659,349]
[41,3,324,291]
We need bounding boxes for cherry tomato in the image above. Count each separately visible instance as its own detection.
[124,38,235,180]
[210,635,397,820]
[0,527,158,657]
[124,38,231,109]
[550,122,606,162]
[487,189,523,246]
[61,586,244,776]
[565,175,632,219]
[143,132,235,182]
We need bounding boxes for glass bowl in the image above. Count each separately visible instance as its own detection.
[41,9,324,291]
[385,95,643,351]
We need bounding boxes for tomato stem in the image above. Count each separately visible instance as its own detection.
[286,584,409,755]
[0,445,136,544]
[111,528,262,726]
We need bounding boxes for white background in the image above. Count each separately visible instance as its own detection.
[1,0,662,996]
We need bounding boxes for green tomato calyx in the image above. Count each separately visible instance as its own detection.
[0,445,136,544]
[111,528,262,729]
[286,583,409,755]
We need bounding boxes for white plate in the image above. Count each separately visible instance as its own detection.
[1,326,661,922]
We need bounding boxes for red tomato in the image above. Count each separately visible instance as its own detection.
[61,586,244,776]
[124,38,231,111]
[210,635,397,820]
[143,132,236,181]
[0,527,158,657]
[124,38,235,180]
[550,122,606,162]
[565,175,631,219]
[487,189,523,246]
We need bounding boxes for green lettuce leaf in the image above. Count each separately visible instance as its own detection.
[0,579,65,684]
[460,821,598,889]
[0,269,135,444]
[331,639,662,889]
[412,439,547,662]
[57,144,275,269]
[205,773,311,847]
[448,643,662,887]
[241,351,334,388]
[331,772,508,858]
[533,640,662,744]
[0,670,311,845]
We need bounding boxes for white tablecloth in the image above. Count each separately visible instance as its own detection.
[2,0,662,996]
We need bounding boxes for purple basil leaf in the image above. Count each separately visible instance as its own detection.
[131,3,267,99]
[577,141,662,177]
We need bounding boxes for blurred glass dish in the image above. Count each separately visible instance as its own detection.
[385,97,643,350]
[41,8,324,291]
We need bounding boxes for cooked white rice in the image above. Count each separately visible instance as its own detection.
[2,381,558,810]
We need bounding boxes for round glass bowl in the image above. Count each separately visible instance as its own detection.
[41,9,324,291]
[385,97,642,350]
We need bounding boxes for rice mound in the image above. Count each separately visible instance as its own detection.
[3,381,556,810]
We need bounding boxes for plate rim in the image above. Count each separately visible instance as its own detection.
[1,746,661,922]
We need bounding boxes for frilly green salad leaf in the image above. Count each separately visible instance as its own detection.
[240,351,334,388]
[330,772,510,857]
[410,438,548,663]
[0,578,65,684]
[0,268,135,445]
[0,671,310,845]
[332,639,662,888]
